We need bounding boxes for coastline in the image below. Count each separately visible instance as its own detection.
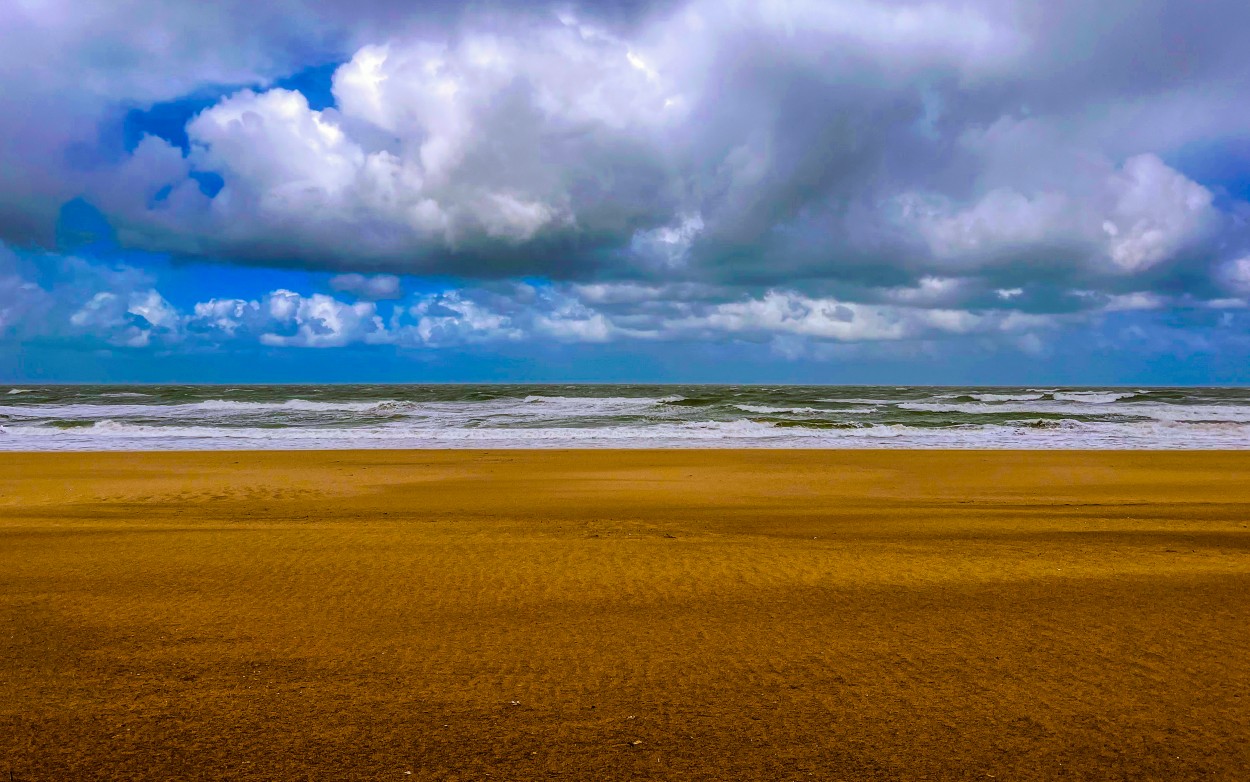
[3,449,1249,779]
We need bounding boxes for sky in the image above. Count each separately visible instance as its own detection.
[2,0,1250,383]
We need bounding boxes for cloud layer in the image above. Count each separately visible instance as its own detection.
[2,0,1250,368]
[5,243,1247,369]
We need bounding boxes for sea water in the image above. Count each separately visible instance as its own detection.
[1,384,1248,450]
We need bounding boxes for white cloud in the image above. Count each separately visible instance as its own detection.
[629,212,705,269]
[83,0,1043,275]
[258,290,387,348]
[532,296,620,342]
[330,273,403,300]
[406,291,524,346]
[68,289,180,348]
[665,290,1053,342]
[189,298,264,337]
[1101,292,1169,312]
[1102,154,1216,272]
[901,188,1070,261]
[900,154,1218,274]
[103,14,691,261]
[881,276,975,307]
[1217,255,1250,295]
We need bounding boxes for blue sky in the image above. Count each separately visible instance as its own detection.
[2,1,1250,383]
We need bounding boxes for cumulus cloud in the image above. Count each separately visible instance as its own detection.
[899,154,1219,274]
[102,11,691,267]
[257,291,388,347]
[68,290,181,348]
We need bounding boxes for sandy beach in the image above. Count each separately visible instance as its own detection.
[2,449,1248,780]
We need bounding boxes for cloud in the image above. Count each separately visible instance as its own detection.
[330,273,403,299]
[68,290,181,348]
[406,290,525,346]
[1218,256,1250,295]
[101,14,685,266]
[0,246,53,337]
[64,0,1245,301]
[1,243,189,348]
[2,0,1250,350]
[256,290,388,347]
[7,241,1250,375]
[898,154,1219,274]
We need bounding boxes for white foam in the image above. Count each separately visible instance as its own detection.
[967,393,1046,402]
[3,415,1249,451]
[189,399,398,413]
[0,398,425,419]
[735,404,827,415]
[1052,391,1137,404]
[732,404,880,416]
[897,399,1250,423]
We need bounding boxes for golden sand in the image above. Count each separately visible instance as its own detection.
[2,450,1248,780]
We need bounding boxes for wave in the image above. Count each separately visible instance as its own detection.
[5,389,33,395]
[189,398,401,413]
[0,394,685,427]
[733,404,881,418]
[897,400,1250,423]
[940,391,1134,404]
[5,416,798,437]
[1051,391,1137,404]
[659,396,721,407]
[0,399,401,419]
[4,417,792,441]
[735,404,826,414]
[763,419,869,430]
[45,419,99,429]
[965,393,1046,402]
[1015,418,1091,430]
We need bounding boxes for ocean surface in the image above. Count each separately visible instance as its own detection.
[2,384,1249,450]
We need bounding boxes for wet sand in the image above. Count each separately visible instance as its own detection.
[2,450,1248,780]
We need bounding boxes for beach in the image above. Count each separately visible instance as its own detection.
[2,449,1248,779]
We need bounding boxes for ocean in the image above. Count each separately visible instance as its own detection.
[1,384,1249,450]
